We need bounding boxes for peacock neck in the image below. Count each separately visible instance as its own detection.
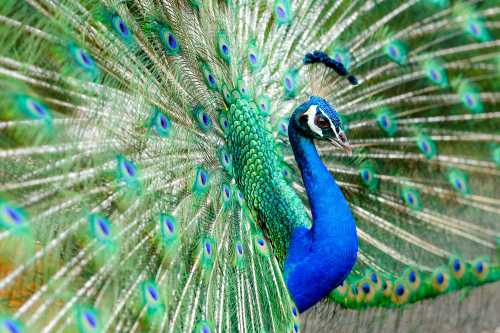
[284,109,358,312]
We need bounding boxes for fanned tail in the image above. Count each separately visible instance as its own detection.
[0,0,498,332]
[0,0,298,331]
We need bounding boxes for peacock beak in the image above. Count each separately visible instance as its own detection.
[328,137,352,156]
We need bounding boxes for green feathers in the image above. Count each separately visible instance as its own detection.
[75,306,101,333]
[256,95,271,116]
[96,7,135,46]
[68,44,100,79]
[216,31,231,64]
[15,96,52,126]
[359,162,378,190]
[199,237,216,271]
[201,62,218,91]
[416,132,437,159]
[331,257,499,309]
[193,167,210,198]
[141,280,164,315]
[0,200,28,233]
[0,0,498,332]
[151,109,172,138]
[375,108,397,136]
[159,214,178,248]
[384,40,407,65]
[87,213,114,247]
[424,60,448,88]
[401,187,422,211]
[116,155,141,191]
[283,68,299,99]
[458,81,484,113]
[159,24,181,55]
[192,105,213,132]
[247,41,264,72]
[448,169,470,195]
[273,0,293,25]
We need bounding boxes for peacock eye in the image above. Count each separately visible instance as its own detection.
[315,116,330,128]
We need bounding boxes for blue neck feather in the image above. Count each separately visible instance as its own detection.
[284,109,358,312]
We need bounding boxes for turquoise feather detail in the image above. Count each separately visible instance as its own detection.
[201,62,218,91]
[87,213,113,246]
[116,155,140,191]
[68,44,100,79]
[329,47,352,70]
[273,0,293,25]
[247,41,264,72]
[159,213,178,248]
[0,201,27,231]
[283,68,299,99]
[375,107,397,136]
[0,318,22,333]
[192,105,213,132]
[75,306,101,333]
[416,132,437,159]
[359,162,378,190]
[160,27,181,55]
[424,60,448,88]
[151,109,171,137]
[216,30,231,64]
[141,280,163,315]
[385,40,407,65]
[15,96,52,125]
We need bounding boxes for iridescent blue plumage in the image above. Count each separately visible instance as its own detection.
[285,96,358,311]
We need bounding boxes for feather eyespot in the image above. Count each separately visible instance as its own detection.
[27,99,46,117]
[1,201,27,231]
[111,15,131,39]
[2,319,21,333]
[76,306,100,333]
[453,259,461,271]
[395,284,404,296]
[84,311,96,328]
[165,219,174,233]
[204,241,212,255]
[148,286,158,301]
[236,243,243,255]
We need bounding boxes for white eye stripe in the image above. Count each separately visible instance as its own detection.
[305,104,323,137]
[318,106,338,136]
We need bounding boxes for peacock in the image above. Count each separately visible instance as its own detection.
[0,0,499,332]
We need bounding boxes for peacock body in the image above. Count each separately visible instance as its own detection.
[0,0,499,332]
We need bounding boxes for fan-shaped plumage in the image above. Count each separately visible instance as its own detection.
[0,0,498,332]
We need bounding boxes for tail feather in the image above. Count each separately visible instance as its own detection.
[0,0,498,332]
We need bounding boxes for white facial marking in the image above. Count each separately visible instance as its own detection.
[305,104,323,137]
[318,107,337,136]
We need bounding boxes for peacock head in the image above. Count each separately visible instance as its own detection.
[292,96,351,154]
